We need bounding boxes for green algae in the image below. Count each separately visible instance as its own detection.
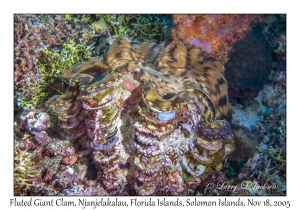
[18,39,96,109]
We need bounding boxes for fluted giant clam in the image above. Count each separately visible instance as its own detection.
[46,37,235,195]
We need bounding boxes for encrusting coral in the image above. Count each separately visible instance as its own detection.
[171,14,263,62]
[44,36,235,195]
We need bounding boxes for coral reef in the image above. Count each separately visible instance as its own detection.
[227,14,285,106]
[172,14,263,62]
[14,15,46,109]
[14,15,104,109]
[14,109,93,196]
[13,14,286,196]
[217,14,286,196]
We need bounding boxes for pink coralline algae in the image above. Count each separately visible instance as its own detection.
[37,37,235,195]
